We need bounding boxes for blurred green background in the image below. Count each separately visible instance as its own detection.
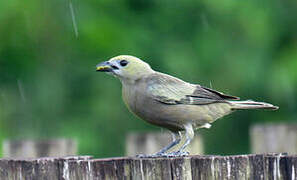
[0,0,296,157]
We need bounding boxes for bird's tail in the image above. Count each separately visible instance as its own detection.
[229,100,279,110]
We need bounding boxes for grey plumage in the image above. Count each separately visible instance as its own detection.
[96,55,278,156]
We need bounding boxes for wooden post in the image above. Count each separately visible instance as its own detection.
[250,123,297,154]
[0,154,296,179]
[2,138,78,158]
[125,132,204,156]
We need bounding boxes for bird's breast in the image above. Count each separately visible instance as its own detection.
[121,83,184,131]
[122,83,144,118]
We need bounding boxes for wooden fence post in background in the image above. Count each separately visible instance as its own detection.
[125,131,203,156]
[2,138,78,158]
[0,154,296,179]
[250,123,297,154]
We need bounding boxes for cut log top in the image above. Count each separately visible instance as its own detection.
[0,154,296,180]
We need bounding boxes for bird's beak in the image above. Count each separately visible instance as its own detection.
[96,61,112,72]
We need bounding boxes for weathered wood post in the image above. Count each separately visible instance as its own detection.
[125,132,204,156]
[2,138,78,158]
[250,123,297,154]
[0,153,296,179]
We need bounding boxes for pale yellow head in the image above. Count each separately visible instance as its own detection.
[96,55,154,81]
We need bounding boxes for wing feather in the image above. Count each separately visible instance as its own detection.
[146,72,238,105]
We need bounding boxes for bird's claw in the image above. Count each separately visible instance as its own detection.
[165,151,189,157]
[135,151,189,158]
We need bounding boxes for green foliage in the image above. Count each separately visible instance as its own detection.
[0,0,296,157]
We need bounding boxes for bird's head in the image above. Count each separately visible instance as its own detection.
[96,55,154,82]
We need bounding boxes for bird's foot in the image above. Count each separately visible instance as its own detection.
[136,152,171,158]
[165,151,189,157]
[135,151,189,158]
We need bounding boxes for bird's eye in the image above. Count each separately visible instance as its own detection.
[119,60,128,67]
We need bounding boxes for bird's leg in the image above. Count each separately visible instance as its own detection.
[170,123,194,156]
[136,131,182,158]
[154,131,182,156]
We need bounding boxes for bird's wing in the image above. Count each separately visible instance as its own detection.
[191,85,239,100]
[146,72,239,105]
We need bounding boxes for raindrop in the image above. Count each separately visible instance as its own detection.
[17,79,26,103]
[201,14,209,31]
[69,0,79,38]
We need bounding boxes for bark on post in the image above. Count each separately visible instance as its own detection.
[125,132,204,156]
[250,123,297,154]
[2,138,78,158]
[0,153,296,179]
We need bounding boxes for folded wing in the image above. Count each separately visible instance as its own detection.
[146,73,239,105]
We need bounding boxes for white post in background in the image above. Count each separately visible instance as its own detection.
[250,123,297,154]
[126,131,204,156]
[2,138,78,158]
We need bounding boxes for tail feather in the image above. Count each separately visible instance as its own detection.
[229,100,279,110]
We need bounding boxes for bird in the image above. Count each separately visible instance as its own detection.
[96,55,278,157]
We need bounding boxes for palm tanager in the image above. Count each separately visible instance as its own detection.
[96,55,278,157]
